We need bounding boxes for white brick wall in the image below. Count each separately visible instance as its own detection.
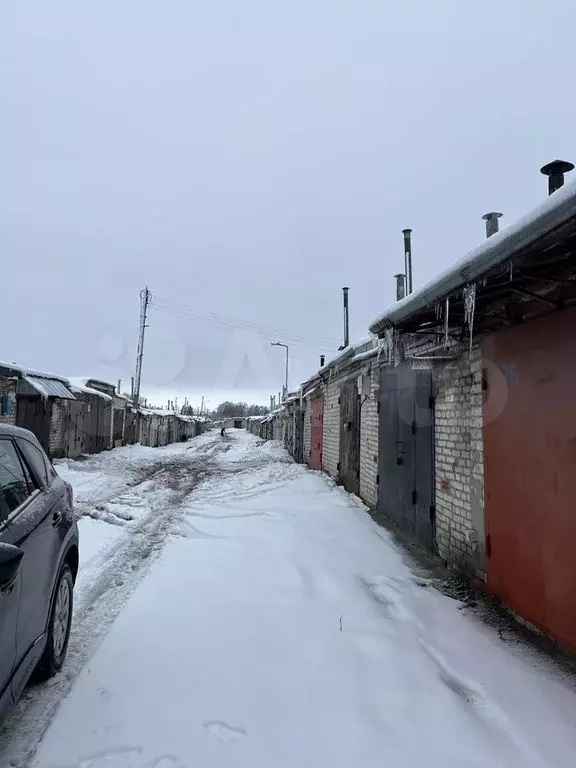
[433,343,485,578]
[49,399,65,456]
[303,397,312,464]
[359,364,380,508]
[322,376,340,478]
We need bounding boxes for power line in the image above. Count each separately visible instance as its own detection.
[152,304,331,349]
[150,294,339,348]
[151,294,338,344]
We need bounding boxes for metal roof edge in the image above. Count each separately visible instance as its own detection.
[369,180,576,334]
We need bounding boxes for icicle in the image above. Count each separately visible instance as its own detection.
[376,336,386,360]
[444,296,450,347]
[463,283,477,356]
[434,301,443,321]
[384,327,395,363]
[509,260,514,282]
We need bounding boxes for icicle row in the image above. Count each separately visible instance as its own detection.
[463,283,477,356]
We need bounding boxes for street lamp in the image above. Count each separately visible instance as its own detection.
[270,342,289,398]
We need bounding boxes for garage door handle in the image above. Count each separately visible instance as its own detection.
[52,511,63,527]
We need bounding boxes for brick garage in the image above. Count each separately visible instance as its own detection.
[358,362,381,509]
[316,340,379,497]
[369,166,576,654]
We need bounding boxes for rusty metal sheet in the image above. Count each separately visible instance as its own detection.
[483,304,576,653]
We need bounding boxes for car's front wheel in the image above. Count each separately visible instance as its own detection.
[36,563,74,680]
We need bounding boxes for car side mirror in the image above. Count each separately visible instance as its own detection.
[0,542,24,591]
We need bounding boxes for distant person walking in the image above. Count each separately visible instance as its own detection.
[220,426,226,437]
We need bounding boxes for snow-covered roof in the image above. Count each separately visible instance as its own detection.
[318,336,376,374]
[0,360,69,384]
[370,178,576,334]
[139,407,170,417]
[68,378,113,402]
[22,375,76,400]
[352,347,379,364]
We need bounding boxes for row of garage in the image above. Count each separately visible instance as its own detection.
[0,365,208,458]
[252,176,576,655]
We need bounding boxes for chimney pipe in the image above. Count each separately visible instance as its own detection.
[320,354,325,367]
[130,376,135,401]
[482,212,503,238]
[342,287,350,349]
[394,273,406,301]
[540,159,574,195]
[402,229,413,294]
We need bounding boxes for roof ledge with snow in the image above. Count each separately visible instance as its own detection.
[369,179,576,336]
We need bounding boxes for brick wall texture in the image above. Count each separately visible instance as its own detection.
[359,364,380,508]
[433,343,485,577]
[322,377,340,478]
[49,399,65,455]
[302,396,312,464]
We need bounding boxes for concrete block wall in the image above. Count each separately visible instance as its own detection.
[322,376,340,479]
[359,363,380,508]
[433,343,485,578]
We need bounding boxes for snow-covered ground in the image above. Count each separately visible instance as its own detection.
[1,431,576,768]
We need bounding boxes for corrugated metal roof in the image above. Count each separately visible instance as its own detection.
[23,375,76,400]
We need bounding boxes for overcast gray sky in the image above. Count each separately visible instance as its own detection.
[2,0,574,407]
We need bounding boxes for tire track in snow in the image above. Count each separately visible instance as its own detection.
[0,437,227,768]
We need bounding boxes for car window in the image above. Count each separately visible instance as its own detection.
[0,439,33,516]
[18,439,50,487]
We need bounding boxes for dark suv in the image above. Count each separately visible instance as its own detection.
[0,424,78,716]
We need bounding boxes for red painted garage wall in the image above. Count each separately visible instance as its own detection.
[483,305,576,652]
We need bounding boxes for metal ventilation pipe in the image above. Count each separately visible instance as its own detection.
[342,287,350,348]
[482,212,503,238]
[402,229,413,294]
[394,273,406,301]
[320,354,325,367]
[540,159,574,195]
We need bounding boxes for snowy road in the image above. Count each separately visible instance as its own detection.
[1,431,576,768]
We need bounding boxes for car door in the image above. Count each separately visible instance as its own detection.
[0,440,26,710]
[0,438,62,688]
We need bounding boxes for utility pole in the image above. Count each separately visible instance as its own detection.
[134,287,151,410]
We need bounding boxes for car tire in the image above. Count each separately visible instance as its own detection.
[35,563,74,681]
